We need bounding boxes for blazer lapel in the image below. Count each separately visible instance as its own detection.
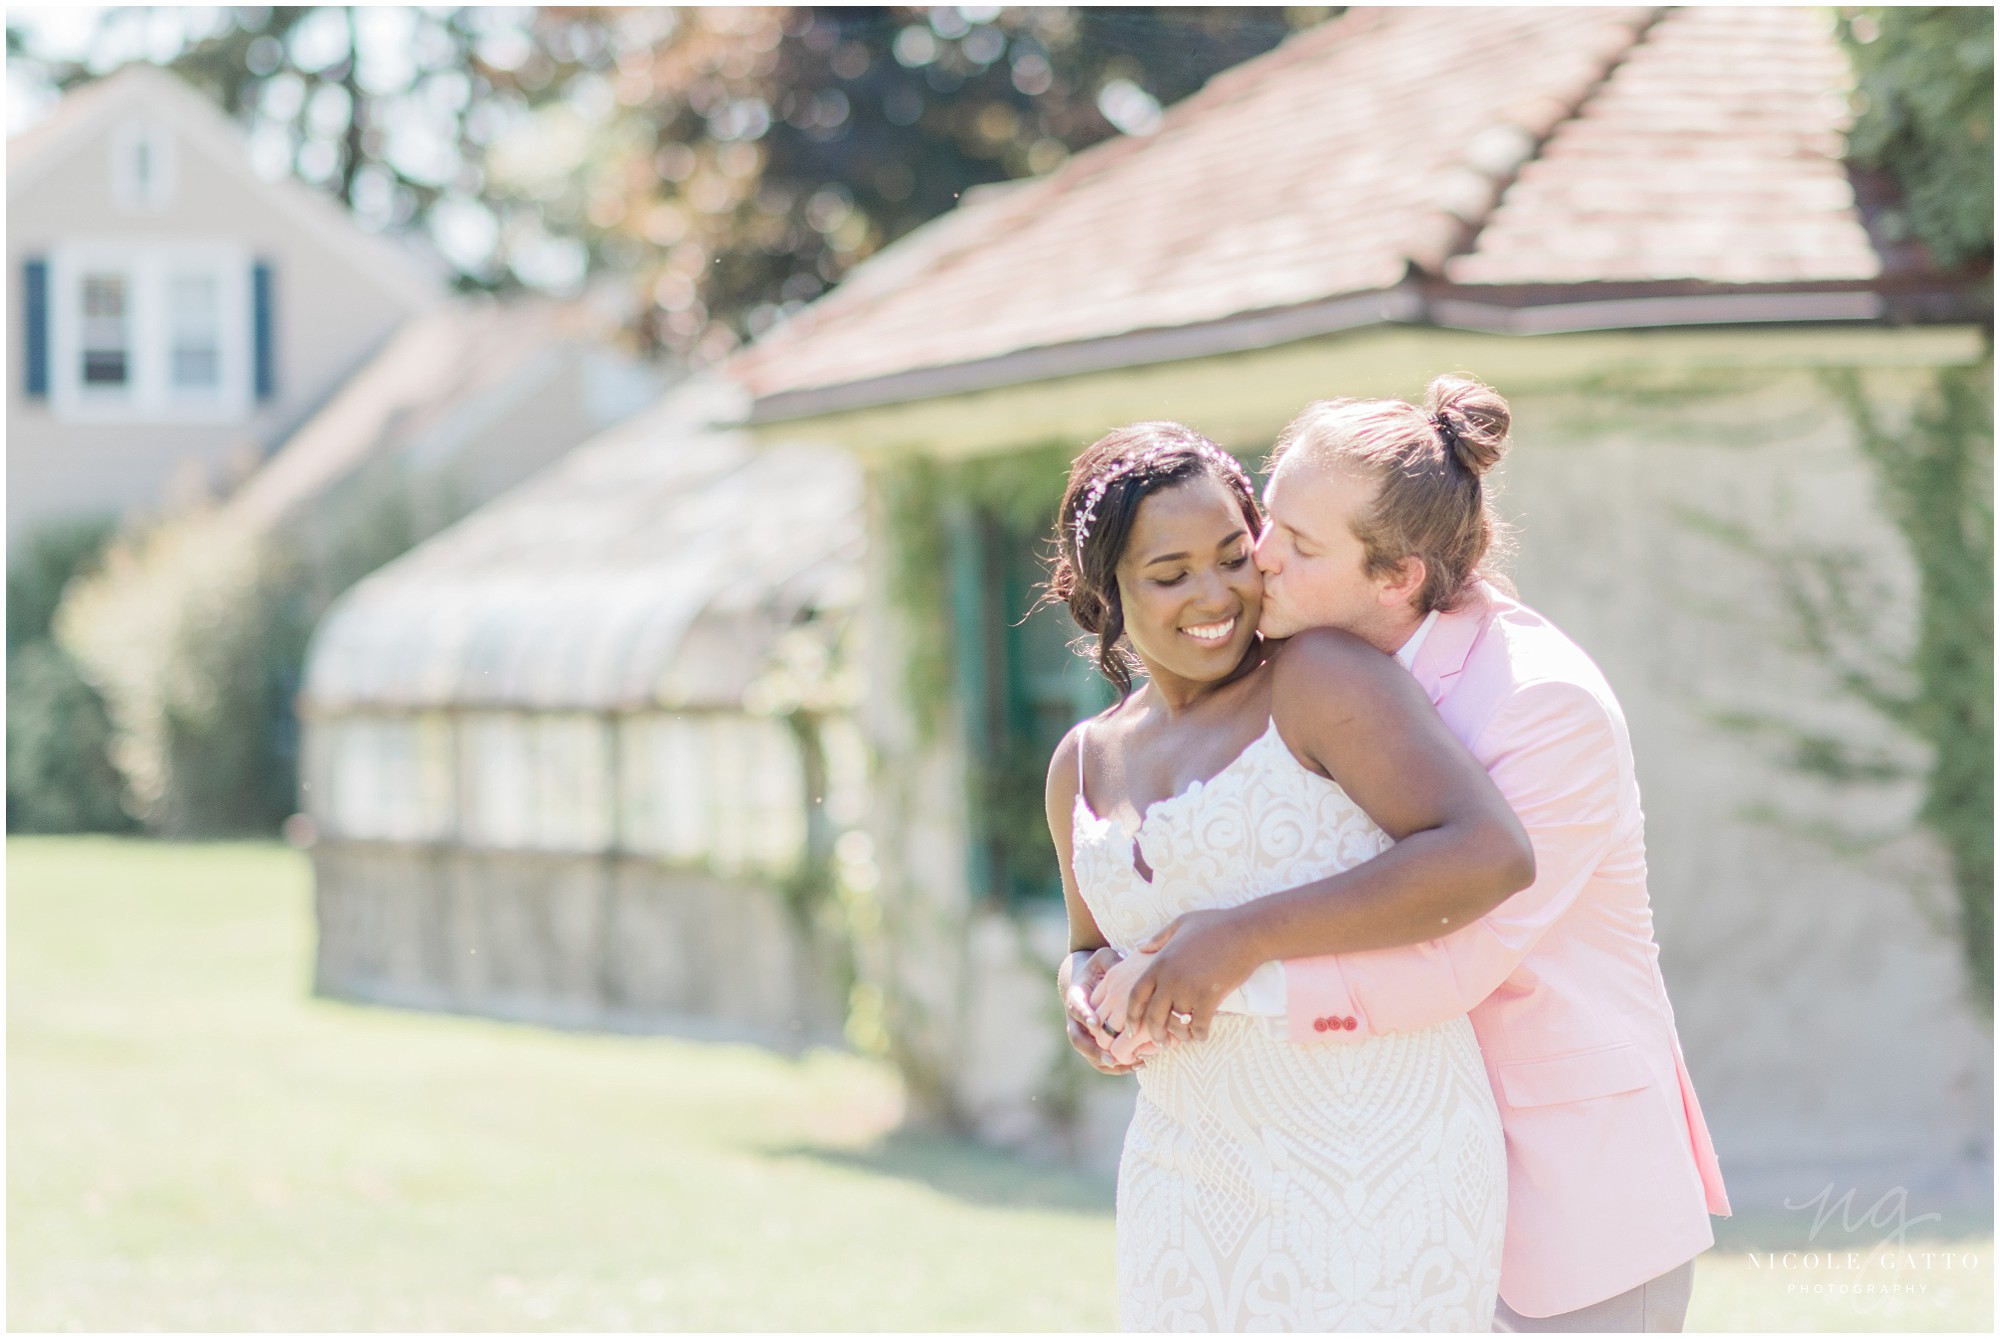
[1408,596,1487,705]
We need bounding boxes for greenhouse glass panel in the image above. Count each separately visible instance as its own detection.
[533,714,614,852]
[707,716,752,876]
[615,715,659,855]
[656,715,711,863]
[413,712,456,841]
[616,714,712,863]
[329,715,426,841]
[460,712,536,848]
[745,717,807,875]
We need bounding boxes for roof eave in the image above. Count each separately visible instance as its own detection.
[745,275,1989,427]
[1428,278,1991,337]
[747,283,1425,426]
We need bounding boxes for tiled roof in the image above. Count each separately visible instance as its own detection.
[732,6,1653,401]
[1447,7,1878,286]
[732,6,1907,409]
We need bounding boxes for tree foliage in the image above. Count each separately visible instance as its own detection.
[8,517,118,653]
[1839,6,1994,268]
[509,7,1314,359]
[6,520,135,833]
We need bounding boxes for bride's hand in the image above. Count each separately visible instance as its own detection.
[1090,948,1155,1036]
[1063,948,1123,1050]
[1063,948,1149,1074]
[1127,907,1261,1044]
[1090,950,1168,1064]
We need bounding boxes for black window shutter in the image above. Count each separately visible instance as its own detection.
[252,261,274,401]
[24,257,48,397]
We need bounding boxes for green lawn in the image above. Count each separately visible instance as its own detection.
[8,837,1991,1331]
[8,837,1116,1330]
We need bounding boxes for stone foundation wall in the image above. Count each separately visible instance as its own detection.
[311,842,846,1049]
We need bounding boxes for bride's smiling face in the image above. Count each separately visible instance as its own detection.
[1115,476,1263,685]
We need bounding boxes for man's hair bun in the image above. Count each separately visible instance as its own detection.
[1425,375,1511,476]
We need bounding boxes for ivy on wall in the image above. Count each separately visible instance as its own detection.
[879,445,1077,728]
[869,443,1107,1129]
[878,446,1071,901]
[1668,366,1992,1008]
[1825,364,1994,1006]
[878,456,955,741]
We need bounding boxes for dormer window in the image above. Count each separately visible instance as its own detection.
[110,121,176,213]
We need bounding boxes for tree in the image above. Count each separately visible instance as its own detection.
[1839,6,1993,268]
[502,7,1317,359]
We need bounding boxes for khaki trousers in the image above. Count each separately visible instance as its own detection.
[1493,1258,1696,1333]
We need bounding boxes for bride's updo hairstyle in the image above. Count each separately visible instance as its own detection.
[1270,374,1514,615]
[1045,422,1259,696]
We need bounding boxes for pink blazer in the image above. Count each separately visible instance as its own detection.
[1282,586,1730,1319]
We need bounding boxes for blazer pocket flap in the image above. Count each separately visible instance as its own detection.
[1499,1042,1650,1108]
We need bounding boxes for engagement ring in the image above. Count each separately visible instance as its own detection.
[1171,1010,1193,1025]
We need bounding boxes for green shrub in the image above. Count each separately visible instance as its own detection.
[8,516,117,651]
[7,518,134,833]
[6,640,135,833]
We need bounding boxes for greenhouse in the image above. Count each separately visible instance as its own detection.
[298,382,866,1045]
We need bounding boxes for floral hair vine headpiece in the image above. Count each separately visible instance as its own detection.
[1072,443,1251,564]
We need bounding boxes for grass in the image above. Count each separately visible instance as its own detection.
[8,836,1991,1331]
[8,837,1116,1330]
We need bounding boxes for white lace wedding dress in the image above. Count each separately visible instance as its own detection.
[1073,718,1505,1332]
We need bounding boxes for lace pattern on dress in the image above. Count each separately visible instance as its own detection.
[1070,717,1505,1332]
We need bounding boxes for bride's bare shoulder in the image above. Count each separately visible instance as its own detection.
[1269,627,1429,768]
[1269,627,1402,691]
[1046,702,1122,807]
[1048,722,1086,793]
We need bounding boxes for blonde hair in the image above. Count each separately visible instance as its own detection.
[1269,374,1513,614]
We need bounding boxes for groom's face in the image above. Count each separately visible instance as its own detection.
[1254,458,1396,647]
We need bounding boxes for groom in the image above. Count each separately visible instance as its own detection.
[1066,383,1730,1332]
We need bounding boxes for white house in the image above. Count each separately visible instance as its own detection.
[6,62,439,539]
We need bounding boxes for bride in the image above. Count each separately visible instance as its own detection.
[1042,422,1529,1331]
